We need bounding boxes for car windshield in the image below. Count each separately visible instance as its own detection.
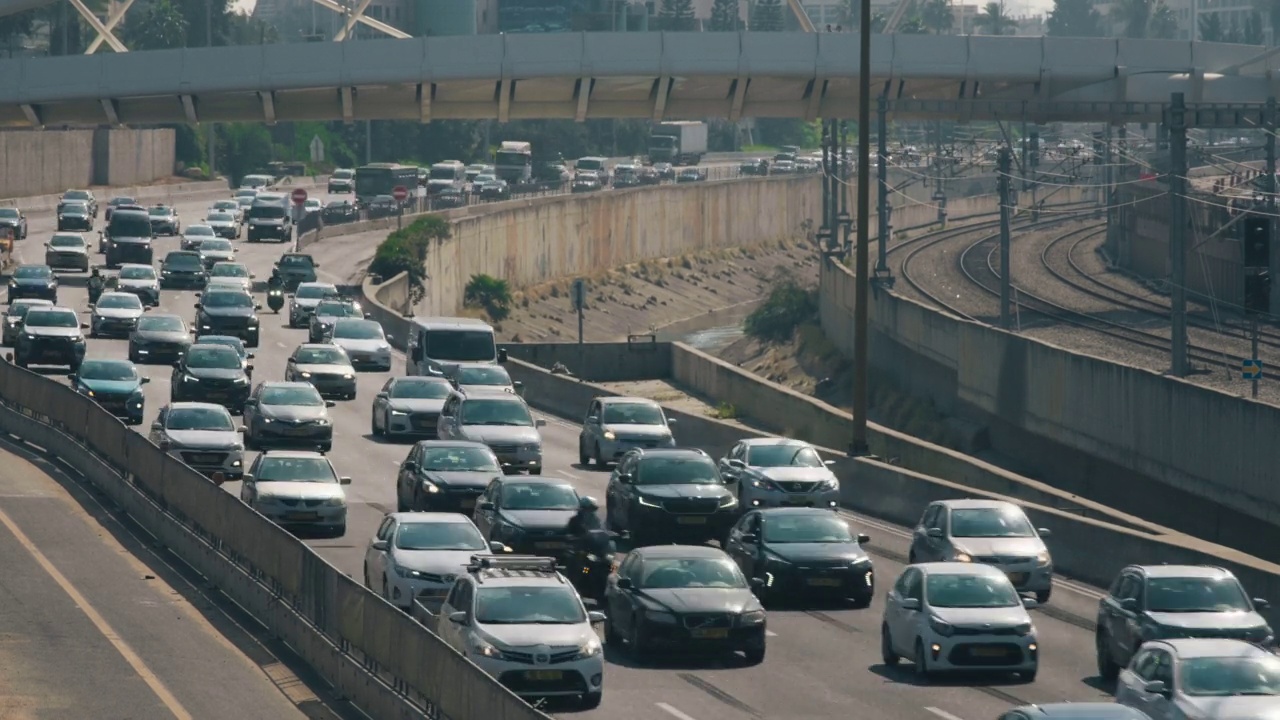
[949,507,1035,538]
[0,209,17,219]
[250,205,286,219]
[186,347,242,369]
[120,266,156,280]
[333,170,353,179]
[601,403,664,424]
[1146,577,1253,613]
[763,515,855,543]
[260,386,324,406]
[148,207,171,217]
[1179,656,1280,697]
[385,380,447,401]
[165,254,202,268]
[8,302,47,319]
[197,337,245,355]
[212,264,248,277]
[295,285,331,299]
[14,266,51,279]
[138,316,184,332]
[325,201,350,210]
[394,521,486,551]
[79,360,138,381]
[295,347,349,365]
[419,446,500,472]
[316,302,358,317]
[111,198,136,206]
[25,310,78,328]
[50,236,83,248]
[60,202,88,213]
[255,457,337,483]
[280,255,314,268]
[636,457,719,485]
[202,240,233,253]
[926,573,1021,608]
[474,587,585,625]
[213,202,236,210]
[203,292,253,308]
[333,321,383,340]
[423,329,495,362]
[499,482,578,510]
[97,294,141,310]
[461,398,532,426]
[187,226,215,236]
[456,366,510,385]
[64,191,89,200]
[166,407,235,430]
[747,444,825,468]
[639,557,746,589]
[475,174,497,183]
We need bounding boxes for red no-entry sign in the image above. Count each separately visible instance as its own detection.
[291,188,308,205]
[392,185,409,202]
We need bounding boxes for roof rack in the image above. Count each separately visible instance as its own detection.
[466,555,563,583]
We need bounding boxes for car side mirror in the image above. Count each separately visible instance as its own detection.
[727,458,746,469]
[246,352,254,359]
[1142,680,1169,696]
[513,380,523,389]
[749,577,765,589]
[255,304,262,311]
[250,273,256,279]
[371,539,388,551]
[740,533,758,544]
[857,533,871,545]
[194,303,202,309]
[237,426,247,433]
[617,473,633,484]
[448,611,468,625]
[1254,598,1270,610]
[1022,597,1039,609]
[143,306,152,311]
[140,377,151,384]
[497,348,508,363]
[313,263,320,268]
[80,322,89,329]
[478,500,494,511]
[616,577,633,590]
[587,610,606,624]
[194,292,202,297]
[666,416,677,424]
[376,392,388,399]
[325,401,336,408]
[488,540,508,554]
[535,419,547,427]
[158,439,172,450]
[339,477,352,485]
[824,459,836,466]
[900,598,921,611]
[246,364,254,372]
[1034,527,1052,537]
[926,527,944,538]
[1120,598,1140,612]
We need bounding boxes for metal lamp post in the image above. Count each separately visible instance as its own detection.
[849,0,872,456]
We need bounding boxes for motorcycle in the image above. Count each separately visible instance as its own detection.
[267,287,284,313]
[87,279,105,305]
[568,530,623,603]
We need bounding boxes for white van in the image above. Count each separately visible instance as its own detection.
[239,174,275,191]
[427,161,467,195]
[406,317,504,376]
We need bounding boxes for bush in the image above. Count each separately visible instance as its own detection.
[744,269,818,343]
[464,274,512,321]
[368,215,451,304]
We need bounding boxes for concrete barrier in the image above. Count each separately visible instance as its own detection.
[0,128,180,199]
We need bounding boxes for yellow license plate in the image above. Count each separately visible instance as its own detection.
[459,498,475,509]
[677,516,707,525]
[1007,572,1028,584]
[691,628,729,639]
[807,578,842,587]
[536,541,567,549]
[971,647,1007,657]
[525,670,563,681]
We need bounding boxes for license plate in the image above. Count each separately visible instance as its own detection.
[807,578,842,587]
[524,670,563,681]
[287,512,319,521]
[459,498,475,509]
[971,647,1008,658]
[691,628,728,639]
[1007,572,1028,585]
[677,516,707,525]
[190,454,220,463]
[284,426,315,436]
[535,541,567,549]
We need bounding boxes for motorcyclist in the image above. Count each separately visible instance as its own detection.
[87,268,105,304]
[566,497,610,600]
[267,269,284,291]
[567,496,603,537]
[266,270,285,312]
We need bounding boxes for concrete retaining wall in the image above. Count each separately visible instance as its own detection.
[0,128,179,199]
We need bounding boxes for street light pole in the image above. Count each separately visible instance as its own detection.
[849,0,871,456]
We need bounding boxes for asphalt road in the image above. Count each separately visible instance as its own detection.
[11,179,1124,720]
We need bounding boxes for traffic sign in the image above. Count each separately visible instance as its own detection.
[392,185,409,202]
[291,188,308,205]
[1243,359,1263,380]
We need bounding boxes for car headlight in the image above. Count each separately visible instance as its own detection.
[574,637,602,659]
[818,479,839,491]
[718,495,738,508]
[739,610,766,625]
[602,430,616,440]
[637,495,662,508]
[394,565,426,579]
[471,637,502,658]
[929,617,955,637]
[323,497,344,507]
[315,418,331,426]
[85,389,96,397]
[261,417,275,424]
[953,552,973,562]
[1014,622,1034,636]
[1036,551,1051,566]
[300,372,312,378]
[22,333,36,341]
[342,374,353,380]
[644,610,678,624]
[521,442,539,452]
[390,409,408,416]
[183,374,199,383]
[234,376,249,385]
[749,478,780,491]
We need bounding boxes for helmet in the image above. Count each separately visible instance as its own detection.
[578,496,600,513]
[90,268,100,277]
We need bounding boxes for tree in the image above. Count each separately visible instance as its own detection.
[122,0,188,50]
[1199,11,1225,41]
[1259,0,1280,46]
[1148,1,1178,38]
[1245,10,1266,43]
[1110,0,1152,38]
[920,0,955,33]
[840,0,885,30]
[1046,0,1103,37]
[899,16,928,32]
[974,1,1017,34]
[661,0,698,30]
[0,9,35,48]
[709,0,741,30]
[752,0,785,30]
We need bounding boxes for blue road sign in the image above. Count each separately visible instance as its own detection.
[1243,359,1263,380]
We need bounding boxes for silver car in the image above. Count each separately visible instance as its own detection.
[243,381,336,452]
[150,402,246,479]
[329,318,392,371]
[577,396,676,466]
[205,211,240,239]
[112,263,160,306]
[444,362,521,395]
[2,299,53,345]
[371,375,453,439]
[437,389,546,474]
[719,438,840,511]
[90,291,147,338]
[1115,639,1280,718]
[181,224,217,251]
[209,199,243,223]
[209,261,253,292]
[288,282,338,328]
[44,233,91,272]
[198,238,236,268]
[908,499,1054,603]
[363,512,503,610]
[241,450,351,537]
[284,343,357,400]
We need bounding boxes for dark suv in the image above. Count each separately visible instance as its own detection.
[13,306,87,370]
[194,289,261,347]
[170,344,252,410]
[1095,564,1273,680]
[103,208,155,268]
[605,448,738,546]
[161,250,209,289]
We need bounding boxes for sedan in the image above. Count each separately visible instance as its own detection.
[128,313,192,364]
[909,499,1054,603]
[69,358,149,425]
[1115,639,1280,719]
[242,382,336,452]
[444,362,520,395]
[288,282,338,327]
[472,475,580,558]
[150,402,246,480]
[284,344,357,400]
[2,299,53,345]
[605,448,738,546]
[56,201,94,232]
[321,201,359,224]
[241,450,351,536]
[160,251,209,290]
[209,199,243,223]
[112,263,160,307]
[194,289,261,346]
[208,262,253,293]
[363,512,502,610]
[677,168,706,183]
[181,225,218,251]
[170,344,253,410]
[206,212,240,239]
[198,239,236,268]
[44,233,91,272]
[61,189,98,217]
[89,291,147,338]
[395,440,503,512]
[148,205,181,236]
[371,376,454,440]
[8,264,58,302]
[719,438,840,510]
[724,508,874,606]
[0,207,28,239]
[328,318,392,371]
[579,396,676,465]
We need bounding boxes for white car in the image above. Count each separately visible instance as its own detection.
[89,291,146,338]
[205,211,240,239]
[363,512,505,610]
[329,318,393,372]
[718,438,840,511]
[577,396,676,466]
[288,282,339,328]
[437,555,605,709]
[240,450,352,536]
[881,562,1039,681]
[209,261,253,293]
[198,238,236,267]
[1115,638,1280,719]
[181,224,217,251]
[209,199,243,223]
[302,198,322,215]
[149,402,246,480]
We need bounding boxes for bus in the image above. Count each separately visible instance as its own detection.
[355,163,419,206]
[494,141,533,184]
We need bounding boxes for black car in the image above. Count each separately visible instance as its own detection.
[274,253,319,291]
[2,299,53,345]
[69,359,149,425]
[395,440,504,512]
[478,180,511,201]
[739,159,769,176]
[603,544,767,663]
[7,264,58,302]
[321,201,359,225]
[194,289,261,347]
[723,508,874,607]
[148,205,181,236]
[128,313,193,364]
[56,201,94,231]
[103,209,155,268]
[1095,564,1273,680]
[613,173,642,189]
[472,475,581,559]
[13,306,87,370]
[160,250,209,290]
[170,344,253,411]
[0,207,27,240]
[365,195,398,219]
[432,188,466,209]
[677,168,707,183]
[605,448,738,546]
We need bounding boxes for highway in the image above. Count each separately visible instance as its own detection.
[11,182,1118,720]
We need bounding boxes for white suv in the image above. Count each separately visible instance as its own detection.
[437,556,605,708]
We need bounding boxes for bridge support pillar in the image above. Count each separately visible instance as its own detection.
[1266,97,1279,318]
[875,95,891,277]
[997,146,1012,330]
[1168,92,1189,376]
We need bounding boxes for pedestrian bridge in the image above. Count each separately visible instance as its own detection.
[3,32,1280,128]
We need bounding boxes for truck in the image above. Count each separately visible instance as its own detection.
[494,141,534,184]
[647,121,708,166]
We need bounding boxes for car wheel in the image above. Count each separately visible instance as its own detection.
[372,414,382,437]
[578,438,589,466]
[1096,632,1120,681]
[592,442,603,466]
[628,617,648,659]
[529,467,542,475]
[743,640,765,665]
[914,640,932,679]
[881,625,899,666]
[604,613,622,646]
[581,692,602,710]
[1036,588,1052,604]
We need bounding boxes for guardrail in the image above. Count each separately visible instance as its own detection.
[0,359,552,720]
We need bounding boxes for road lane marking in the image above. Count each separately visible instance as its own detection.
[925,707,968,720]
[0,505,195,720]
[656,702,699,720]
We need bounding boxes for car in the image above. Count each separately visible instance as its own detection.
[150,402,246,479]
[0,207,28,239]
[284,343,357,400]
[197,239,236,268]
[363,512,504,610]
[308,299,364,343]
[103,208,155,268]
[880,562,1039,681]
[128,313,192,364]
[205,211,239,239]
[61,189,98,217]
[571,172,601,193]
[240,450,351,536]
[652,162,676,180]
[365,195,398,219]
[69,358,149,425]
[328,318,392,371]
[170,344,253,410]
[603,544,766,664]
[676,168,706,183]
[194,288,261,346]
[996,704,1149,720]
[739,159,769,176]
[321,200,359,224]
[242,382,336,452]
[111,263,160,306]
[719,438,840,511]
[724,508,874,606]
[772,160,796,174]
[288,282,339,327]
[444,362,520,395]
[1095,564,1274,681]
[327,168,354,194]
[89,291,146,338]
[55,201,93,231]
[209,199,243,223]
[148,205,181,236]
[2,299,52,345]
[612,168,642,189]
[1114,639,1280,716]
[103,197,136,222]
[471,475,581,556]
[437,389,547,474]
[43,233,91,272]
[395,440,503,512]
[208,262,253,293]
[432,188,466,210]
[275,253,319,292]
[181,225,218,251]
[160,250,209,290]
[437,555,605,708]
[477,177,511,200]
[302,198,323,215]
[578,396,676,466]
[235,195,255,214]
[194,334,253,366]
[908,499,1055,603]
[233,189,259,203]
[372,376,454,440]
[605,448,738,546]
[8,264,58,302]
[13,306,87,370]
